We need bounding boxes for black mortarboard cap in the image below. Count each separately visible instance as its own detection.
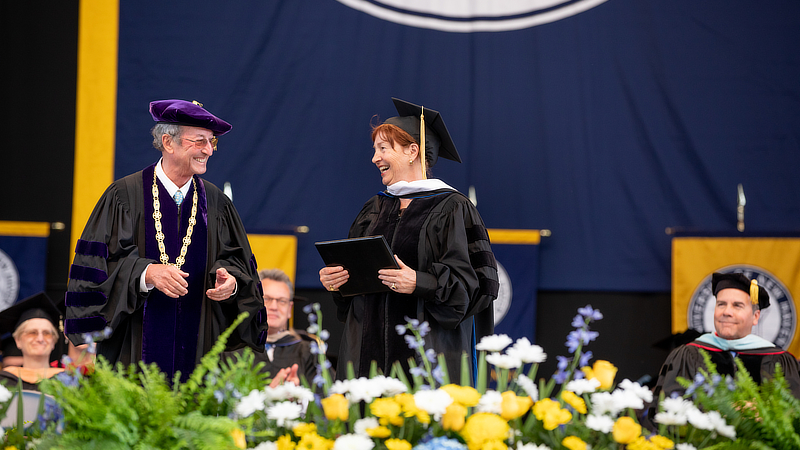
[384,98,461,169]
[712,272,770,310]
[0,292,62,335]
[149,99,232,136]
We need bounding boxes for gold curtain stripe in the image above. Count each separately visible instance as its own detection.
[71,0,119,265]
[487,229,541,245]
[0,221,50,238]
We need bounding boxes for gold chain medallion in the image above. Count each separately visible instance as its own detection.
[152,171,198,269]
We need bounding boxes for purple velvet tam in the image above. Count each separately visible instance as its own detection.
[149,99,232,136]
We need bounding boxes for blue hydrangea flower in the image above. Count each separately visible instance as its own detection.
[396,324,407,336]
[405,334,423,349]
[303,304,313,314]
[418,321,431,337]
[579,350,593,367]
[404,316,420,327]
[410,366,427,378]
[578,305,603,321]
[432,364,445,384]
[425,348,437,363]
[571,314,586,328]
[413,436,467,450]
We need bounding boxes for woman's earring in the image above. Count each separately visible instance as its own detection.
[409,159,414,165]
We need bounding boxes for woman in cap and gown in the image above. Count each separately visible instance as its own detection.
[319,98,498,382]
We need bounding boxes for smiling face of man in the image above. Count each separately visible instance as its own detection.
[714,288,760,340]
[161,126,215,186]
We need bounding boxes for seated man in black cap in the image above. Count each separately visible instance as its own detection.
[652,272,800,400]
[65,100,268,382]
[0,293,65,391]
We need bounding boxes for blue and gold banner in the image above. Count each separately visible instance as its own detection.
[488,229,542,343]
[672,235,800,356]
[0,221,50,310]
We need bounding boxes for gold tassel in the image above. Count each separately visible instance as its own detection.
[750,279,759,306]
[420,106,427,179]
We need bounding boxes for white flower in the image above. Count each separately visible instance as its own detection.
[585,414,615,433]
[590,392,622,417]
[653,410,687,426]
[334,433,375,450]
[235,389,267,417]
[266,383,315,403]
[354,417,380,436]
[565,378,600,395]
[686,407,713,431]
[706,410,736,440]
[516,374,539,401]
[610,388,644,411]
[476,390,503,414]
[372,375,408,397]
[676,444,697,450]
[476,334,513,352]
[617,379,653,403]
[413,388,453,421]
[507,338,547,364]
[266,401,303,427]
[338,377,391,404]
[486,352,522,369]
[516,442,551,450]
[253,442,278,450]
[660,397,693,415]
[0,385,11,403]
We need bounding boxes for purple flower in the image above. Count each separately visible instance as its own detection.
[580,329,599,344]
[726,375,736,391]
[405,334,423,349]
[557,355,570,371]
[214,390,225,404]
[319,330,330,341]
[566,331,581,353]
[571,314,586,328]
[55,371,79,388]
[404,316,420,327]
[425,348,437,363]
[578,305,603,321]
[432,364,445,384]
[303,304,313,314]
[410,366,427,378]
[579,350,593,367]
[308,314,317,323]
[313,373,325,387]
[395,324,407,335]
[553,370,569,384]
[418,321,431,337]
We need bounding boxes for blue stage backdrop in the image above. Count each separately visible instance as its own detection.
[113,0,800,291]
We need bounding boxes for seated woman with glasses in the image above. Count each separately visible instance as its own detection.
[0,293,64,391]
[225,269,318,386]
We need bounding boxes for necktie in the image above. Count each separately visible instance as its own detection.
[173,190,184,206]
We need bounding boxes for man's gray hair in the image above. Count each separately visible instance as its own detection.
[151,123,184,151]
[258,268,294,297]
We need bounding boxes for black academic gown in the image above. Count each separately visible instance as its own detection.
[652,339,800,400]
[65,164,268,381]
[331,188,499,383]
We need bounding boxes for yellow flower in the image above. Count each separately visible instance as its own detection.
[441,384,481,406]
[321,394,349,421]
[612,416,642,444]
[371,397,404,426]
[385,438,413,450]
[481,440,508,450]
[5,447,19,450]
[366,426,392,438]
[394,393,431,423]
[561,436,588,450]
[532,398,572,430]
[581,360,617,390]
[296,432,334,450]
[442,402,468,431]
[560,391,587,414]
[277,434,297,450]
[626,436,660,450]
[500,391,533,421]
[460,412,510,450]
[230,428,247,449]
[293,422,318,437]
[649,435,675,449]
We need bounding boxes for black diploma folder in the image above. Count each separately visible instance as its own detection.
[315,235,399,297]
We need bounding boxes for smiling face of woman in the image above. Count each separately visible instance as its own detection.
[370,125,422,186]
[13,318,57,359]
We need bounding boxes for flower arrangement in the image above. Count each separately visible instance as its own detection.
[1,304,799,449]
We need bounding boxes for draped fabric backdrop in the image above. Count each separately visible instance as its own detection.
[111,0,800,293]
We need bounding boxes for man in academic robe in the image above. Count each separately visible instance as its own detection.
[65,99,268,381]
[652,272,800,400]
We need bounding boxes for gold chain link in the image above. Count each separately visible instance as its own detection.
[152,170,197,270]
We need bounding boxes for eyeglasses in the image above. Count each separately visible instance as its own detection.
[264,296,291,306]
[181,136,218,152]
[22,329,57,340]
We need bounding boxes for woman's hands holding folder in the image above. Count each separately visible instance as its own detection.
[320,266,349,292]
[378,255,416,294]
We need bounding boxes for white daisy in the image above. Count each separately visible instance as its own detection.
[354,417,380,436]
[253,442,278,450]
[476,334,513,352]
[266,401,303,427]
[235,389,267,418]
[507,338,547,364]
[413,388,453,421]
[486,352,523,369]
[476,390,503,414]
[516,442,552,450]
[617,379,653,403]
[585,414,615,433]
[565,378,600,395]
[334,433,375,450]
[516,374,539,401]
